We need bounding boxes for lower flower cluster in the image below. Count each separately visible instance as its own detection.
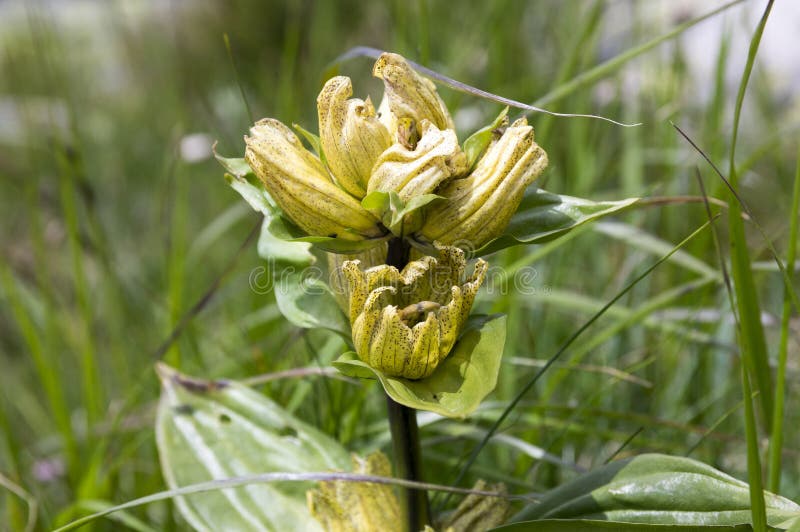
[342,245,487,380]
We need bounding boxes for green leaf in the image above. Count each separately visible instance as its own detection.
[361,191,390,217]
[475,188,639,256]
[223,169,275,216]
[463,106,509,169]
[386,191,406,229]
[510,454,800,529]
[387,192,442,233]
[214,151,275,219]
[266,213,389,255]
[255,219,359,335]
[216,150,387,256]
[258,218,315,268]
[272,266,351,336]
[214,151,255,180]
[362,190,442,236]
[494,520,753,531]
[332,314,506,418]
[402,193,443,221]
[292,123,323,157]
[155,364,350,532]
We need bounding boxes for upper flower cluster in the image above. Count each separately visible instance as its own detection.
[245,52,548,251]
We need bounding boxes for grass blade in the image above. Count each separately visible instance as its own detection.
[54,472,528,532]
[767,143,800,492]
[0,267,78,471]
[439,219,715,508]
[532,0,745,108]
[725,1,775,527]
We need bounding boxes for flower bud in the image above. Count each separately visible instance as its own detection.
[245,118,383,240]
[317,76,392,198]
[373,52,454,134]
[419,118,548,249]
[343,245,487,380]
[368,120,467,202]
[308,452,400,531]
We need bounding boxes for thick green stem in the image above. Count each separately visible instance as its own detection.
[385,237,430,531]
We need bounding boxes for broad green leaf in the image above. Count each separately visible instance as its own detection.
[215,151,275,217]
[387,192,441,234]
[271,267,350,336]
[258,218,315,268]
[255,218,354,334]
[333,314,506,418]
[463,106,509,169]
[475,188,639,256]
[155,364,351,532]
[510,454,800,529]
[494,520,753,531]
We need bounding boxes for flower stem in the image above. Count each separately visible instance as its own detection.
[386,395,429,531]
[385,237,430,531]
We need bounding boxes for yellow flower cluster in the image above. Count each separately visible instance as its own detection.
[245,52,545,380]
[245,52,547,250]
[343,245,487,379]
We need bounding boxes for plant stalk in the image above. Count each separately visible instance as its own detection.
[385,237,430,531]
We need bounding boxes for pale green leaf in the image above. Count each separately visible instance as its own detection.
[495,520,752,531]
[257,218,315,268]
[362,190,442,235]
[475,188,639,256]
[401,193,443,220]
[214,152,255,180]
[333,314,506,418]
[463,106,509,169]
[292,123,323,157]
[156,364,351,532]
[510,454,800,529]
[223,170,275,217]
[215,151,316,267]
[271,267,350,336]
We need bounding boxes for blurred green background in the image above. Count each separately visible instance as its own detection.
[1,0,798,529]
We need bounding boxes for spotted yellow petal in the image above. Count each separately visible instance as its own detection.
[373,52,454,133]
[317,76,392,198]
[368,120,467,203]
[344,244,487,380]
[245,119,382,240]
[419,118,547,248]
